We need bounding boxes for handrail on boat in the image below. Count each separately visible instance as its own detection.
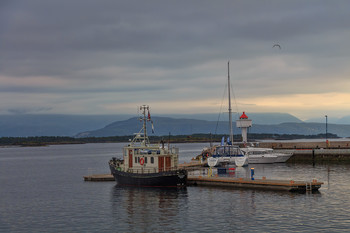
[126,167,184,174]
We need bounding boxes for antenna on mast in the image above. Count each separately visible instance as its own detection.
[134,105,150,146]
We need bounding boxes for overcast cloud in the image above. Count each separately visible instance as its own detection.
[1,0,350,120]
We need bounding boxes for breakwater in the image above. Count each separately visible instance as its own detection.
[259,140,350,163]
[259,140,350,149]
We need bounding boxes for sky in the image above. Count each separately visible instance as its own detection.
[1,0,350,121]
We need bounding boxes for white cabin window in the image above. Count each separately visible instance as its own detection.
[145,157,148,163]
[151,157,154,163]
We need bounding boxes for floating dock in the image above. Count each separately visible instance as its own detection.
[84,174,114,181]
[178,161,204,169]
[187,175,323,192]
[83,173,323,192]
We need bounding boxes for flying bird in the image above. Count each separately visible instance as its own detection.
[272,44,281,49]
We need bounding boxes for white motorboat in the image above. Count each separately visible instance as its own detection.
[273,151,293,163]
[241,147,292,163]
[241,147,278,164]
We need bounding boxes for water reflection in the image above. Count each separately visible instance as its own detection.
[2,143,350,232]
[63,163,350,232]
[110,186,188,232]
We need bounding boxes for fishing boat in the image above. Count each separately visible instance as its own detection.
[108,105,187,187]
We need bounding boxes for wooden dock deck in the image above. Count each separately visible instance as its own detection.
[84,174,114,181]
[187,176,323,192]
[178,160,204,169]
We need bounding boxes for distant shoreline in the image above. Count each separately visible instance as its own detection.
[0,134,348,148]
[2,135,350,163]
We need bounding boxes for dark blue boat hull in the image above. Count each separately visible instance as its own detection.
[109,164,187,187]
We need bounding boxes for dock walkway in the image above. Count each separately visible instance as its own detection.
[84,174,114,181]
[187,175,323,192]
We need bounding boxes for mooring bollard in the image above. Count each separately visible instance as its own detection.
[208,167,212,177]
[251,168,255,180]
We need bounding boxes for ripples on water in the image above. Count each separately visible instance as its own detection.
[0,143,350,232]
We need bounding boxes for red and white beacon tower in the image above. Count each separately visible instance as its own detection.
[236,112,252,143]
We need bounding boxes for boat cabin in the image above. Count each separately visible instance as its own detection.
[213,145,243,157]
[122,144,179,173]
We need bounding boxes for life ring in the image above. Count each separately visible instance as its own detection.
[140,157,145,165]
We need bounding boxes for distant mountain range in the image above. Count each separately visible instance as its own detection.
[305,115,350,124]
[76,116,350,138]
[0,113,350,138]
[0,114,121,137]
[155,112,303,125]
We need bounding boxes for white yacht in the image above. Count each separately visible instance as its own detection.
[241,147,278,164]
[241,147,292,163]
[204,62,248,167]
[273,151,293,163]
[212,144,248,167]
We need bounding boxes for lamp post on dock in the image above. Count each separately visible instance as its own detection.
[325,115,328,148]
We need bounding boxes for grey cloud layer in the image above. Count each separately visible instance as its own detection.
[1,0,350,116]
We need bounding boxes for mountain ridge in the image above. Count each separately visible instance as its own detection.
[0,113,349,137]
[76,116,350,138]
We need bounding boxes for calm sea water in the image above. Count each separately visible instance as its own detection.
[1,143,350,232]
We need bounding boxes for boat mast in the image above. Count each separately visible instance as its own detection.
[140,105,150,146]
[228,61,233,143]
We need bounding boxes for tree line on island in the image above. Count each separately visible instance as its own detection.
[0,133,339,146]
